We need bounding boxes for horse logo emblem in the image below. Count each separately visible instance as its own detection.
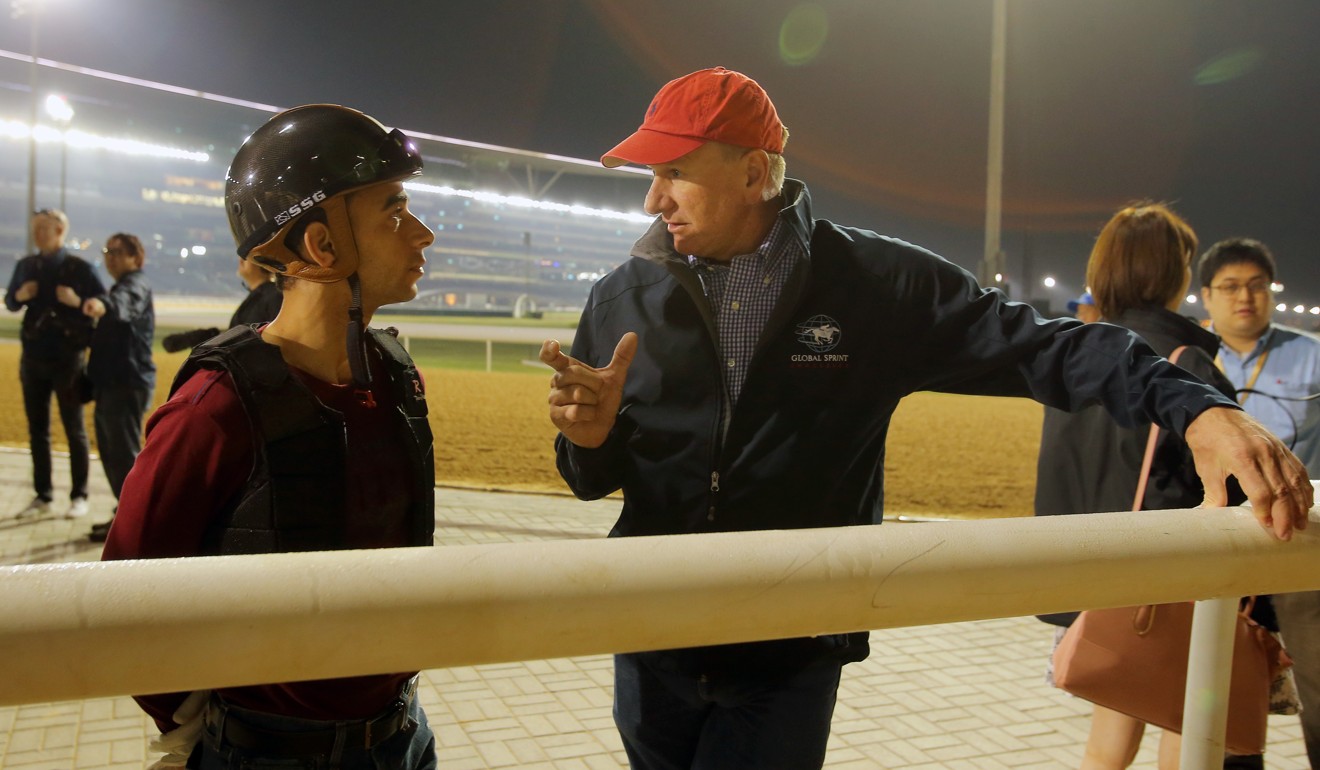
[795,315,842,353]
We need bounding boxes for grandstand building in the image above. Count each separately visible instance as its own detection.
[0,50,652,314]
[6,50,1319,329]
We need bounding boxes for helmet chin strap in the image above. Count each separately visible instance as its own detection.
[326,194,372,390]
[345,272,372,389]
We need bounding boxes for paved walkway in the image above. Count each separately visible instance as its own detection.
[0,448,1309,769]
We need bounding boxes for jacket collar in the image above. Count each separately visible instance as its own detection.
[776,179,813,252]
[37,247,68,265]
[630,178,815,265]
[1109,305,1220,356]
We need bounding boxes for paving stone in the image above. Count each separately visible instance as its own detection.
[581,755,625,770]
[474,739,518,767]
[109,737,144,764]
[506,736,551,763]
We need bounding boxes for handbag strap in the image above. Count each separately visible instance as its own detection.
[1132,345,1189,511]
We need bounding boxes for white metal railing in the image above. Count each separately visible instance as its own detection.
[2,504,1317,768]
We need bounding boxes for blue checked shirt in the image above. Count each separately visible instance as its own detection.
[687,217,804,406]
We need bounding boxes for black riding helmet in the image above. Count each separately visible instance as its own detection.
[224,104,424,387]
[225,104,423,282]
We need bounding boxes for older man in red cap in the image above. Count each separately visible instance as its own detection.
[539,67,1312,770]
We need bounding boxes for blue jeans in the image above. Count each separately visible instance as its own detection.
[613,652,842,770]
[191,697,436,770]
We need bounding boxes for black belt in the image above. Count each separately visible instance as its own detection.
[205,677,418,758]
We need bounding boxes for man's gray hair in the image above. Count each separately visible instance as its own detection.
[764,153,786,202]
[761,125,790,200]
[719,125,789,201]
[33,208,69,232]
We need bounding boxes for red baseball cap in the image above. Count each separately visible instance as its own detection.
[601,67,785,168]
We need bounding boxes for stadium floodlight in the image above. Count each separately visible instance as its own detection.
[43,93,72,123]
[1,117,210,162]
[405,181,653,226]
[63,129,209,161]
[1277,303,1288,312]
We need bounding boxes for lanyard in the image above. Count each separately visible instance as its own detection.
[1213,349,1269,406]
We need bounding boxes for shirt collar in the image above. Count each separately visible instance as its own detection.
[1211,322,1275,359]
[687,216,795,273]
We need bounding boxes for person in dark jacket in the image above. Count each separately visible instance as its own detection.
[1035,203,1267,769]
[538,68,1313,770]
[230,254,283,328]
[81,232,155,542]
[5,208,105,519]
[158,257,283,355]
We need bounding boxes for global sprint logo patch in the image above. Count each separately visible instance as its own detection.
[795,315,842,353]
[790,315,850,368]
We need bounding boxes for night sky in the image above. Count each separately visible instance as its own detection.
[3,0,1317,306]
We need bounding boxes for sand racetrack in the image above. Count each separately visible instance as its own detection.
[0,343,1043,520]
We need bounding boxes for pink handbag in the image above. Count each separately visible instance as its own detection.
[1050,346,1291,755]
[1052,598,1286,754]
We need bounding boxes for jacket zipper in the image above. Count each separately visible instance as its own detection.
[706,253,810,525]
[707,471,721,522]
[668,258,731,526]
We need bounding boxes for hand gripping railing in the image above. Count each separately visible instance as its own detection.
[1,505,1317,768]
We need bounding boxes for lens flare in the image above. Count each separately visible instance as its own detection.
[1194,47,1265,86]
[779,4,829,67]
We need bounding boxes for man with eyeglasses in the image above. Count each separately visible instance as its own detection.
[1199,237,1320,768]
[1199,239,1320,475]
[4,208,104,519]
[81,233,155,543]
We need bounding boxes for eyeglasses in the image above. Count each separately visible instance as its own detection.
[102,247,127,257]
[1209,280,1271,297]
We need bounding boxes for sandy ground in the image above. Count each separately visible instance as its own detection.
[0,344,1043,519]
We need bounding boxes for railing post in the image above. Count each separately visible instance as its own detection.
[1180,597,1238,768]
[486,339,493,372]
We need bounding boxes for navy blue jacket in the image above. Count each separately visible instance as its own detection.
[555,180,1238,675]
[88,269,156,391]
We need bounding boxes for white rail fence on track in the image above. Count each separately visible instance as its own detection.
[151,295,571,372]
[2,503,1317,768]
